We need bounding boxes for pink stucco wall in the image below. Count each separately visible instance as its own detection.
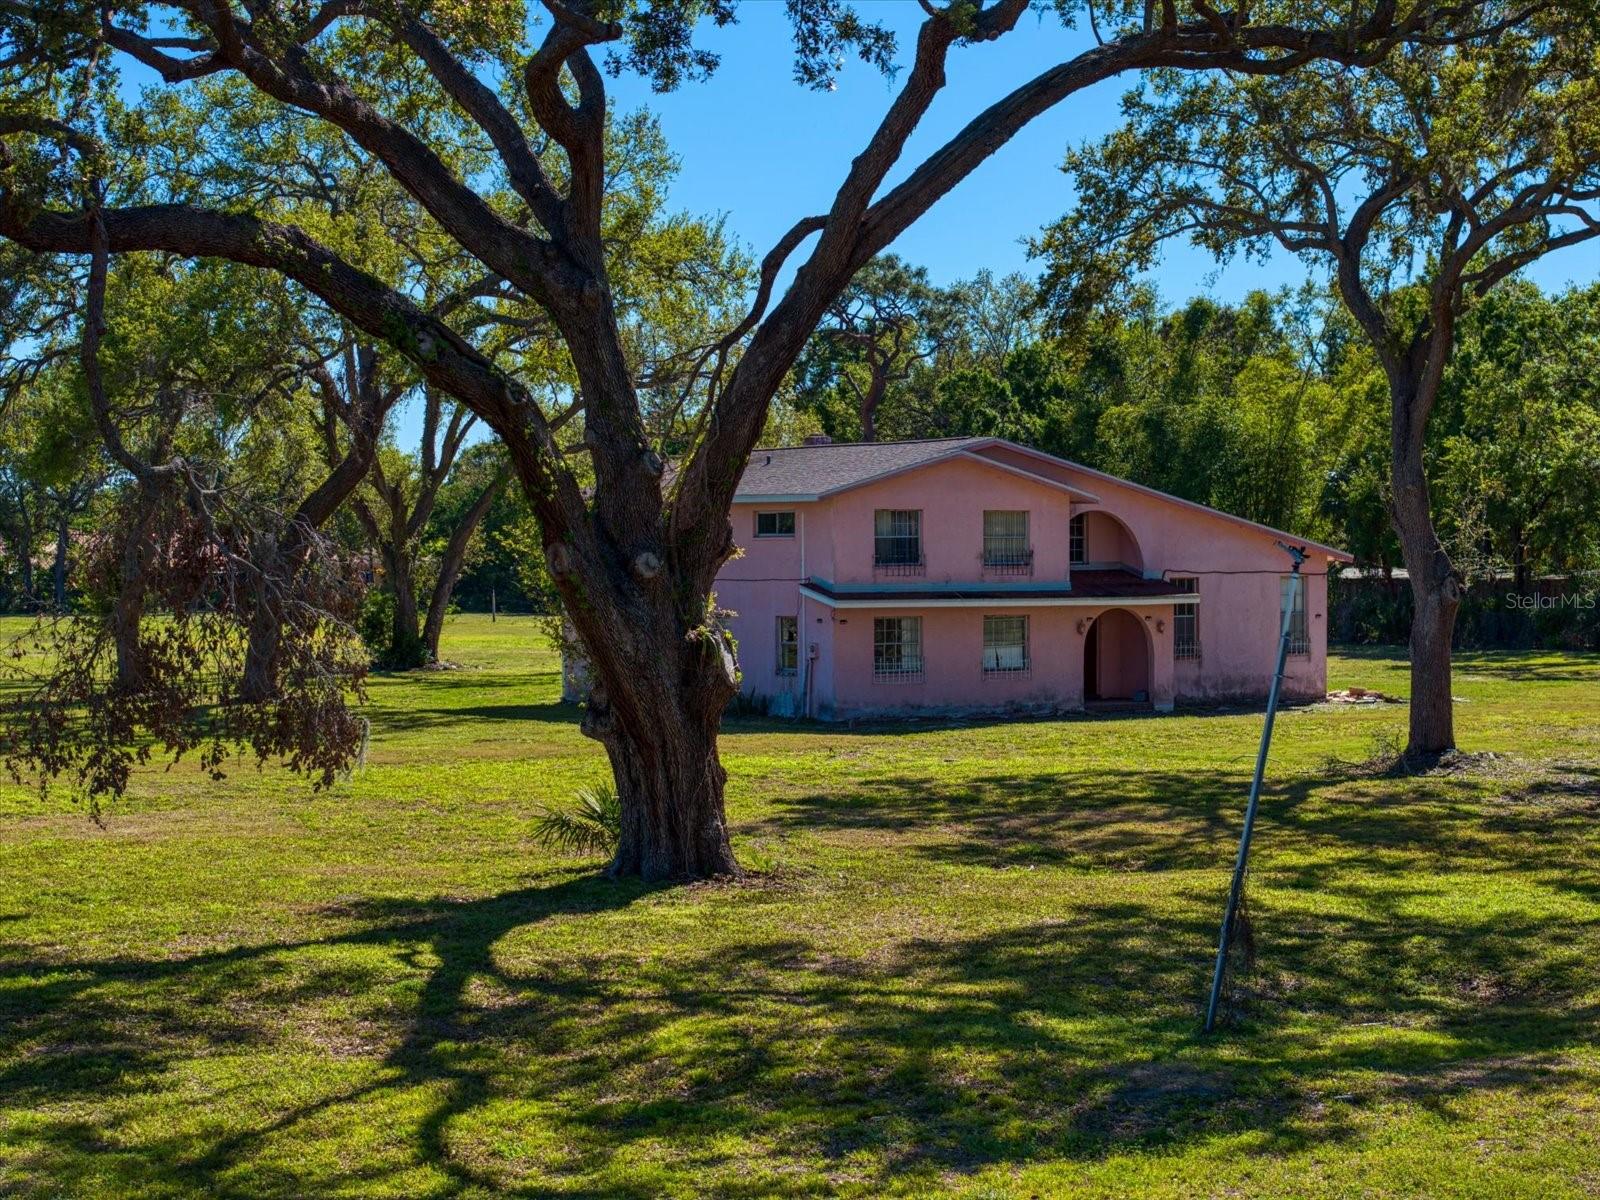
[719,441,1347,719]
[824,456,1077,584]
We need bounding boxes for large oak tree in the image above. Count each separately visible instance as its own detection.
[1,0,1520,877]
[1036,7,1600,755]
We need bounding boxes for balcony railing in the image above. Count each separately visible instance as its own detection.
[874,536,925,576]
[981,537,1034,576]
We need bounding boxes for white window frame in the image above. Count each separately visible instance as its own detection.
[1069,513,1086,565]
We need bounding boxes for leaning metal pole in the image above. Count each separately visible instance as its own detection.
[1203,542,1307,1034]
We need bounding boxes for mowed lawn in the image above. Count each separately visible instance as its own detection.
[3,616,1600,1198]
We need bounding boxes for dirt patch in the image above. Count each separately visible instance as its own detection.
[1326,687,1403,705]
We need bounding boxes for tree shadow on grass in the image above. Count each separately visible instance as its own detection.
[1450,649,1600,684]
[5,854,1600,1197]
[7,749,1600,1194]
[753,759,1600,893]
[373,700,578,734]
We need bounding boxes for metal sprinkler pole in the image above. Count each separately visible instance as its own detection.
[1204,542,1307,1034]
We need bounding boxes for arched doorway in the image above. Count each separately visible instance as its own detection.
[1084,608,1151,703]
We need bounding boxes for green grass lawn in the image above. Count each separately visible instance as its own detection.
[3,615,1600,1198]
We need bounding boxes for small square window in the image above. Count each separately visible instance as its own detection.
[776,616,798,675]
[756,511,796,538]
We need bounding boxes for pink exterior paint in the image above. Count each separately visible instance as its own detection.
[716,439,1352,720]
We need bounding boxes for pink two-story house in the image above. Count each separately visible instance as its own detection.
[716,436,1352,719]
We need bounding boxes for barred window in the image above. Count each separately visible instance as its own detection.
[982,510,1031,572]
[1281,575,1309,655]
[873,617,924,681]
[982,615,1029,675]
[874,509,922,569]
[1069,513,1086,564]
[756,511,795,538]
[1171,577,1200,660]
[776,616,798,675]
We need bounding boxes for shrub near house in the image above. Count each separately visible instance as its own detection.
[718,437,1352,719]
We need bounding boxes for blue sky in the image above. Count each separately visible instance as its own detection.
[116,2,1600,445]
[601,1,1600,300]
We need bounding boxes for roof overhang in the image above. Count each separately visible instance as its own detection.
[800,584,1199,610]
[733,440,1101,506]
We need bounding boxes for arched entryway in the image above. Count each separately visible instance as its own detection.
[1075,510,1144,573]
[1084,608,1151,703]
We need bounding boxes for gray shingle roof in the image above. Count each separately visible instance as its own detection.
[734,437,991,499]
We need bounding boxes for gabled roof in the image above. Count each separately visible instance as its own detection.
[734,435,1353,563]
[734,437,992,500]
[733,437,1098,503]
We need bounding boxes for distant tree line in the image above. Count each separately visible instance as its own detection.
[7,266,1597,643]
[781,264,1600,615]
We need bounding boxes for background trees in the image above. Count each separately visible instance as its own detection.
[1032,12,1600,754]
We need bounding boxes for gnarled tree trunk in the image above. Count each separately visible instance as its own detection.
[575,603,740,880]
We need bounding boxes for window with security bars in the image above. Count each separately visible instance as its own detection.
[1281,575,1310,655]
[775,616,798,675]
[1171,577,1200,660]
[982,511,1031,574]
[873,617,924,681]
[1069,513,1086,564]
[982,615,1029,675]
[874,509,923,574]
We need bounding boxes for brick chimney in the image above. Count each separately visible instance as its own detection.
[803,434,833,446]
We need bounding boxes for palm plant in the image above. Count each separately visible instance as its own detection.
[531,784,621,857]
